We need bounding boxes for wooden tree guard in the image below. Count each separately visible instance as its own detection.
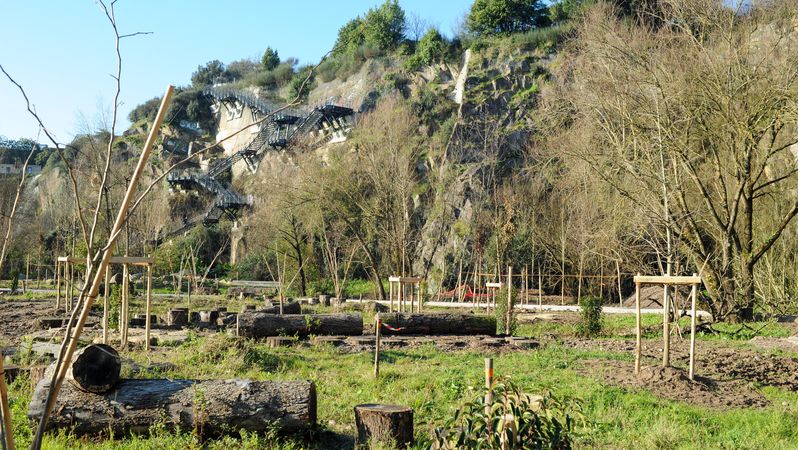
[485,282,501,313]
[56,255,154,349]
[388,276,423,313]
[354,404,413,449]
[633,273,702,380]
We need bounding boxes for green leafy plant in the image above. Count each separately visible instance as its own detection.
[432,377,579,449]
[576,296,603,338]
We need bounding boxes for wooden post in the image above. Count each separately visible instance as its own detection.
[69,261,75,311]
[55,260,61,311]
[389,280,394,312]
[634,274,642,376]
[121,263,129,346]
[145,264,152,351]
[662,274,671,368]
[506,266,512,335]
[484,357,494,414]
[616,260,623,307]
[374,314,381,378]
[689,274,698,381]
[524,265,529,305]
[29,86,173,450]
[102,266,110,345]
[538,265,543,311]
[0,356,15,450]
[397,281,403,313]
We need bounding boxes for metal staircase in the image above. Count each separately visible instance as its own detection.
[166,86,355,227]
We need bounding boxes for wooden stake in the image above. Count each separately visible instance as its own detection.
[30,86,174,450]
[102,266,109,345]
[145,264,152,351]
[389,280,394,312]
[538,265,543,311]
[634,275,642,376]
[689,274,698,381]
[506,266,512,335]
[398,281,403,313]
[616,260,622,307]
[374,315,381,378]
[662,273,671,368]
[0,356,15,450]
[121,262,129,347]
[484,357,494,415]
[55,260,61,311]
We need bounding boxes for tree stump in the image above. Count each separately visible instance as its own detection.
[319,295,329,307]
[166,308,188,326]
[354,404,413,449]
[66,344,121,393]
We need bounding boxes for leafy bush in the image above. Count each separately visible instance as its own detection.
[432,377,579,449]
[468,0,550,36]
[333,0,406,57]
[495,285,517,335]
[576,296,603,337]
[288,65,316,101]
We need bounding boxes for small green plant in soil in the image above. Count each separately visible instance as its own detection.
[432,377,579,449]
[576,296,603,338]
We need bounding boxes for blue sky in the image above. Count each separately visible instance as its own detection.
[0,0,472,143]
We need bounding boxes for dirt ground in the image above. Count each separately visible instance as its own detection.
[568,336,798,408]
[0,297,59,347]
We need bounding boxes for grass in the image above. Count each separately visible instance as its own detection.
[5,303,798,448]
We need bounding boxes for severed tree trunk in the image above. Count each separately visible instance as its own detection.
[237,313,363,338]
[65,344,120,393]
[354,404,413,449]
[378,313,496,336]
[261,301,301,315]
[29,377,316,437]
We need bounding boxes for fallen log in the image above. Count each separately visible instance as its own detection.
[65,344,121,393]
[261,301,302,315]
[221,302,302,326]
[378,313,496,336]
[29,376,316,437]
[237,313,363,338]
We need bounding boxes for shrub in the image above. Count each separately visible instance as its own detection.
[261,47,280,71]
[576,296,603,337]
[494,285,517,335]
[432,377,578,449]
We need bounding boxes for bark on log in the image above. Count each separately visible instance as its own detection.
[237,313,363,338]
[378,313,496,336]
[261,301,301,315]
[28,376,316,437]
[354,404,413,449]
[65,344,121,393]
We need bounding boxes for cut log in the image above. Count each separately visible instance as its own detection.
[354,404,413,449]
[378,313,496,336]
[65,344,121,393]
[260,301,301,315]
[237,313,363,338]
[29,375,316,437]
[165,308,188,326]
